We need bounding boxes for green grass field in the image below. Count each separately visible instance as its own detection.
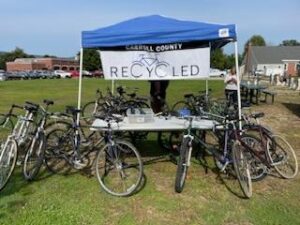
[0,78,300,225]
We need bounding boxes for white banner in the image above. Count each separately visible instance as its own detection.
[99,47,210,80]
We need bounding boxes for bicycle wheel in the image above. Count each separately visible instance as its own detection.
[45,128,74,174]
[23,132,46,181]
[0,115,14,147]
[82,101,96,118]
[95,139,143,197]
[241,134,268,182]
[267,134,298,179]
[0,138,18,191]
[175,137,191,193]
[232,141,252,198]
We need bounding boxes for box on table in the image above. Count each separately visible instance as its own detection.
[127,108,154,123]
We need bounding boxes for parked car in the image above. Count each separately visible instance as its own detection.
[82,70,93,77]
[6,71,29,80]
[38,70,57,79]
[54,70,71,78]
[254,69,264,76]
[209,68,227,77]
[71,70,80,78]
[0,70,6,81]
[28,71,42,79]
[92,70,104,78]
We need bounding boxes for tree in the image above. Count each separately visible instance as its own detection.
[280,39,300,46]
[0,47,30,70]
[243,35,266,58]
[224,53,242,69]
[81,49,101,71]
[211,49,242,70]
[211,48,227,70]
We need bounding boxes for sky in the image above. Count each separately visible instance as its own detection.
[0,0,299,57]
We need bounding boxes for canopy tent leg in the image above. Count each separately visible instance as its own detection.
[234,41,242,130]
[112,80,115,94]
[77,47,84,125]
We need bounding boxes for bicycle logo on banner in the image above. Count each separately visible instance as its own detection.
[130,54,170,78]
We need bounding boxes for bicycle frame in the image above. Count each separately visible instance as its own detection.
[241,124,275,168]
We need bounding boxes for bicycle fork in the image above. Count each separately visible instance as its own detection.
[183,134,194,167]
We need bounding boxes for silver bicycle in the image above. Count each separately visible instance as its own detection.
[0,102,38,191]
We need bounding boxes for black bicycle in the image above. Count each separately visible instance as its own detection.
[174,115,252,198]
[22,99,54,181]
[45,106,102,173]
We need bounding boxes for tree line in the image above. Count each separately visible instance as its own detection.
[1,38,299,71]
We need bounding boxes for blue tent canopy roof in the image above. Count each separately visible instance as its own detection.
[81,15,236,48]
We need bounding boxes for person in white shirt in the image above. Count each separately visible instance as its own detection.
[224,67,238,105]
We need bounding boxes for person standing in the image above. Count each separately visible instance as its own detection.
[224,67,238,106]
[149,80,169,113]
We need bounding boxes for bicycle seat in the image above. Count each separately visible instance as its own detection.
[24,103,39,112]
[184,93,194,99]
[127,93,136,98]
[65,106,81,115]
[116,86,126,95]
[199,88,212,94]
[251,112,265,119]
[136,97,149,102]
[25,101,39,108]
[44,99,54,105]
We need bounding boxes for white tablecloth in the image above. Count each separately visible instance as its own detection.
[91,116,216,131]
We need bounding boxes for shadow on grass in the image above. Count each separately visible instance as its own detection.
[282,103,300,117]
[194,154,249,199]
[0,165,57,198]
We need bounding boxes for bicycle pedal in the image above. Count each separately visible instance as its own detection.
[73,159,88,169]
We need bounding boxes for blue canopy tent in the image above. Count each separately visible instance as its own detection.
[79,15,241,124]
[81,15,236,48]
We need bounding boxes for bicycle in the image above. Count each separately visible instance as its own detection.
[45,106,102,174]
[94,114,144,196]
[171,89,212,116]
[82,86,150,121]
[242,112,298,179]
[22,99,54,181]
[82,88,106,119]
[46,108,144,196]
[0,104,23,145]
[174,115,252,198]
[0,102,39,191]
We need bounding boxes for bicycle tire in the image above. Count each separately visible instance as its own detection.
[0,115,14,146]
[267,134,298,179]
[82,101,96,118]
[95,139,143,197]
[175,137,190,193]
[232,141,252,198]
[45,120,72,131]
[23,131,46,181]
[0,138,18,191]
[45,128,74,174]
[241,134,268,182]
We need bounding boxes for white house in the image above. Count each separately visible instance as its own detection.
[243,46,300,77]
